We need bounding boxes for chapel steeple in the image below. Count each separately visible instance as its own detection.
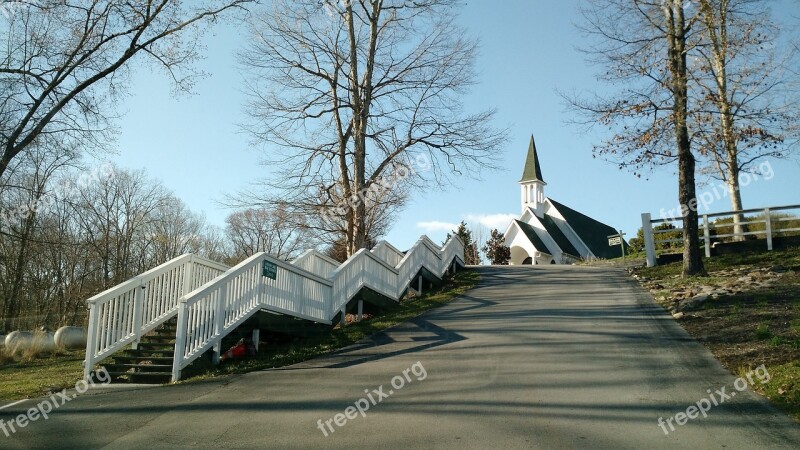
[519,135,547,214]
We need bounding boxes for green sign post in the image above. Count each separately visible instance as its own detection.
[607,230,627,260]
[262,259,277,280]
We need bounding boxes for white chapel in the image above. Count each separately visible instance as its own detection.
[503,135,627,265]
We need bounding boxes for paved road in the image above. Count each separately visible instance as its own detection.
[3,266,799,449]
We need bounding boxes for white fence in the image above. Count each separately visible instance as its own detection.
[83,255,229,379]
[641,204,800,267]
[82,235,464,382]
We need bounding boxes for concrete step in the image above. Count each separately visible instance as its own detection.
[105,371,171,384]
[134,342,174,350]
[105,363,172,371]
[113,355,174,363]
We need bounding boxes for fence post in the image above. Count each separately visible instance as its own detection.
[703,214,711,258]
[642,213,657,267]
[765,207,773,251]
[131,282,144,350]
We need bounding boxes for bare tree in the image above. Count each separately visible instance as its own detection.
[694,0,799,238]
[71,166,169,286]
[225,207,310,262]
[569,0,705,276]
[0,143,75,330]
[147,195,207,263]
[0,0,252,182]
[0,159,231,331]
[239,0,505,257]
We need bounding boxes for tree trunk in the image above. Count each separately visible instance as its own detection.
[666,0,706,277]
[726,165,748,240]
[699,0,748,241]
[344,1,380,257]
[4,211,36,331]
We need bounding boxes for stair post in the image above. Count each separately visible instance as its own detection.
[182,254,195,296]
[211,285,227,365]
[252,329,260,352]
[171,303,189,383]
[357,300,363,321]
[131,282,145,350]
[84,302,99,380]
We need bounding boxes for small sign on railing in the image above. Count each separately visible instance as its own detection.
[262,260,277,280]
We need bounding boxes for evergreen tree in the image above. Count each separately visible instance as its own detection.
[446,221,481,265]
[482,229,510,265]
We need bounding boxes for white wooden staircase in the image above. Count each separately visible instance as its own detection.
[84,236,465,382]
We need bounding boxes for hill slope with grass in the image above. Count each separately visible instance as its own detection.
[631,247,800,420]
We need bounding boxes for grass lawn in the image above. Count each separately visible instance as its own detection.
[0,350,84,403]
[0,270,478,401]
[632,247,800,420]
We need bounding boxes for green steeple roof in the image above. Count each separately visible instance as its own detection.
[520,135,545,183]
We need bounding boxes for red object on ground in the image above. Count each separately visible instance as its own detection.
[220,341,247,361]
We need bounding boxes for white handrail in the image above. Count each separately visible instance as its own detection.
[371,241,406,267]
[83,235,464,382]
[292,249,341,279]
[83,254,229,379]
[172,253,334,377]
[169,235,464,381]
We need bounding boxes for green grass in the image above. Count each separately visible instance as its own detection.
[634,246,800,422]
[0,350,84,402]
[743,362,800,421]
[756,322,773,340]
[638,246,800,280]
[182,270,479,381]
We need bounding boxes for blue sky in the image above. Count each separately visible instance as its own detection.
[110,0,800,251]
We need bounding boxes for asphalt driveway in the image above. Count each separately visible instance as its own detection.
[2,266,799,449]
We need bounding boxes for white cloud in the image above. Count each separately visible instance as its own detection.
[416,214,516,235]
[464,213,517,231]
[416,220,459,232]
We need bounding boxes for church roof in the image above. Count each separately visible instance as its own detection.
[514,219,552,255]
[547,198,628,259]
[520,135,545,183]
[537,212,581,258]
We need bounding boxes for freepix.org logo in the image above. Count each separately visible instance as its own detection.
[1,0,40,20]
[1,367,112,438]
[322,0,352,17]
